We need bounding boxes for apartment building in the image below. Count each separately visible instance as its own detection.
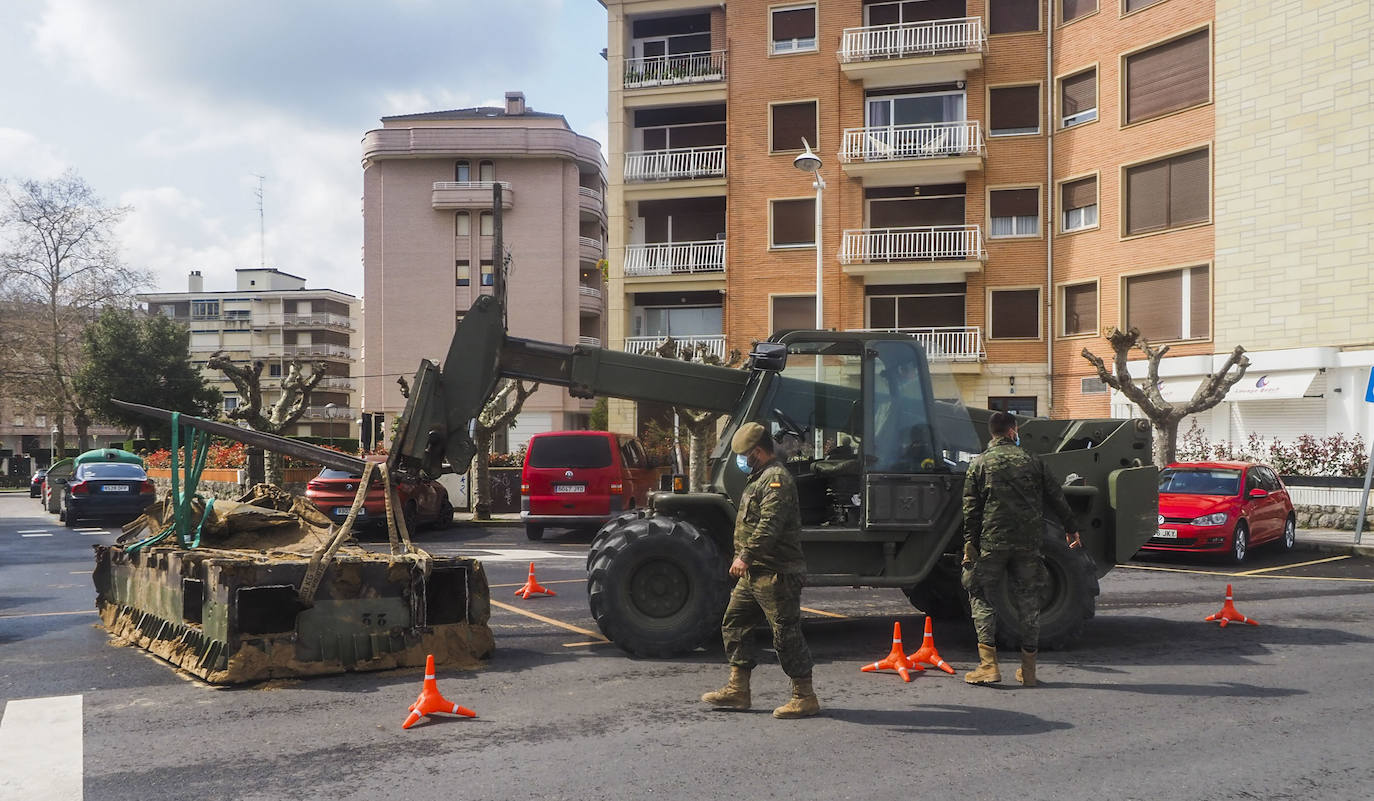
[361,92,608,448]
[603,0,1374,442]
[139,268,360,439]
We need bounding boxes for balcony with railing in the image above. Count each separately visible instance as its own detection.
[302,405,359,420]
[578,186,604,218]
[839,121,983,185]
[431,181,513,210]
[623,334,726,361]
[577,335,602,347]
[849,326,985,363]
[579,236,605,262]
[280,343,355,360]
[624,145,726,184]
[624,49,727,90]
[838,16,986,87]
[624,240,725,282]
[839,225,985,282]
[315,376,355,390]
[578,284,603,315]
[273,312,354,330]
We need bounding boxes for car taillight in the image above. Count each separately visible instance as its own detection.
[610,482,623,494]
[139,479,156,494]
[306,480,321,492]
[520,482,529,494]
[69,481,90,495]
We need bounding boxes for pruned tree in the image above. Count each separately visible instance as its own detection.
[208,352,326,485]
[471,379,538,520]
[1082,326,1250,467]
[0,171,147,452]
[653,338,744,491]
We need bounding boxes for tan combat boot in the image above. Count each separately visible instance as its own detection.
[1015,648,1037,687]
[701,666,751,709]
[772,676,820,719]
[963,643,1001,685]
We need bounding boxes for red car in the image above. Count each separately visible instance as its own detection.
[520,431,659,540]
[1142,461,1296,563]
[305,456,453,534]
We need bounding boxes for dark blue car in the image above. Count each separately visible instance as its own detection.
[61,462,157,527]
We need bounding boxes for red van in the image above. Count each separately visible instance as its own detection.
[521,431,660,540]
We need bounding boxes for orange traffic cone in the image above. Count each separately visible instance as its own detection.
[1205,583,1259,627]
[860,621,924,682]
[514,561,556,599]
[402,654,477,729]
[905,616,955,674]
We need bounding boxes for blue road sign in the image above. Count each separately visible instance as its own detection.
[1367,367,1374,403]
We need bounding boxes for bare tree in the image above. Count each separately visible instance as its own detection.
[1082,326,1250,467]
[469,379,538,520]
[653,338,744,491]
[0,171,147,452]
[207,353,326,485]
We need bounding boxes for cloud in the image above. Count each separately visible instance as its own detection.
[0,128,68,180]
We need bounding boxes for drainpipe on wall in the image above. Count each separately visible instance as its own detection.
[1045,0,1055,417]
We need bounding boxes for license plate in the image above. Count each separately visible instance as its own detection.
[102,485,130,492]
[335,507,366,517]
[554,484,585,494]
[1155,528,1178,539]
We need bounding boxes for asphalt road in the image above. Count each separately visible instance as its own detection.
[3,490,1374,801]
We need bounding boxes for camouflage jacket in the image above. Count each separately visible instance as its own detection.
[963,435,1078,551]
[733,460,806,574]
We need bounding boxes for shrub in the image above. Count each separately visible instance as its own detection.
[1176,419,1368,477]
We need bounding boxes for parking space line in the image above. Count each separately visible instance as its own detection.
[489,578,584,589]
[20,533,53,538]
[0,610,96,620]
[1236,555,1351,575]
[801,606,848,619]
[69,571,91,575]
[74,528,104,533]
[489,599,609,642]
[1119,563,1374,583]
[561,641,612,648]
[17,529,47,534]
[77,531,112,536]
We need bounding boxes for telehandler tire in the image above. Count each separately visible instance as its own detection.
[991,524,1099,650]
[587,516,731,658]
[903,557,971,621]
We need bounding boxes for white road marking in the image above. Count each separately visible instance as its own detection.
[0,694,83,800]
[20,533,53,538]
[16,529,47,534]
[78,531,113,536]
[439,548,585,563]
[74,528,105,533]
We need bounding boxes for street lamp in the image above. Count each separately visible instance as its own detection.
[323,402,337,444]
[49,425,58,465]
[793,138,826,330]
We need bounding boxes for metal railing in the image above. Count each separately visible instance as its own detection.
[578,186,602,202]
[838,16,986,63]
[849,326,984,361]
[302,405,359,420]
[624,240,726,276]
[577,336,602,347]
[839,225,985,263]
[282,344,354,360]
[578,285,603,300]
[624,145,726,182]
[315,376,354,389]
[624,334,726,360]
[275,312,353,329]
[624,49,727,88]
[431,180,512,191]
[839,120,983,162]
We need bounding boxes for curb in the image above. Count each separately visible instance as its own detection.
[1294,538,1374,558]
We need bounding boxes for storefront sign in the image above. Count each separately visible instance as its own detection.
[1224,370,1318,401]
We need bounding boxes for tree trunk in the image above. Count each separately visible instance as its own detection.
[472,431,492,520]
[75,410,91,452]
[265,451,285,487]
[686,422,714,492]
[1153,419,1180,469]
[247,446,266,485]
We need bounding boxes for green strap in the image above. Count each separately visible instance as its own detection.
[127,412,213,552]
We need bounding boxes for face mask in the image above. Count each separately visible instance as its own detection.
[1014,434,1021,446]
[736,454,750,472]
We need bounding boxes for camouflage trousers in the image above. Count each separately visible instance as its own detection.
[721,569,814,678]
[962,547,1047,648]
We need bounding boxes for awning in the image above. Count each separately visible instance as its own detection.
[1155,377,1203,404]
[1223,370,1318,402]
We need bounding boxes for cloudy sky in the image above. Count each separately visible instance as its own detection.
[0,0,608,298]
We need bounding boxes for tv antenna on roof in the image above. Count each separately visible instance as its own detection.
[253,174,266,268]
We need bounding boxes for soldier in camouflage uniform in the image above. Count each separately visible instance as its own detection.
[701,422,819,719]
[962,411,1081,687]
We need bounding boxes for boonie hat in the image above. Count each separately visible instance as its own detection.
[730,422,766,454]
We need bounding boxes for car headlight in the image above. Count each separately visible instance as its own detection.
[1191,512,1229,527]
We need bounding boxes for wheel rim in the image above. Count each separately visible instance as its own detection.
[627,558,691,619]
[1234,528,1247,561]
[1284,519,1295,548]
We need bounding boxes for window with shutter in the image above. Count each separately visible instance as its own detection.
[772,296,816,332]
[455,212,470,237]
[771,101,818,153]
[990,85,1040,136]
[771,5,817,54]
[1060,69,1097,127]
[989,0,1039,34]
[1124,0,1164,14]
[1125,148,1209,235]
[989,188,1039,238]
[479,212,494,236]
[989,288,1040,339]
[1062,0,1097,23]
[771,198,816,247]
[456,259,470,287]
[1125,29,1210,124]
[1062,282,1097,335]
[1124,265,1209,341]
[1060,176,1098,232]
[479,161,495,182]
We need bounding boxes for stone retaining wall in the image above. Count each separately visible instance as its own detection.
[149,477,308,500]
[1295,503,1374,531]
